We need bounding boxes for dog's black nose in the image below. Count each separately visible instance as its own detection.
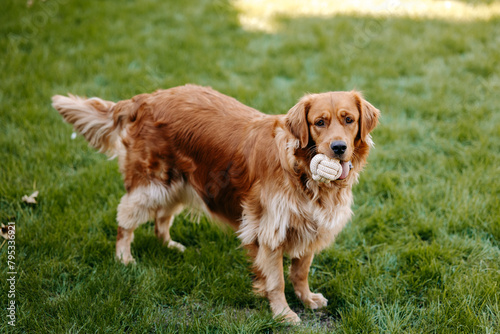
[331,141,347,155]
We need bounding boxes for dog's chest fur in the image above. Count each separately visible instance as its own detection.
[239,184,353,258]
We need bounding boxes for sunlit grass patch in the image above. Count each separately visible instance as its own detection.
[234,0,500,32]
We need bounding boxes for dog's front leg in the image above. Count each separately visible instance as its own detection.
[253,244,300,323]
[290,252,328,309]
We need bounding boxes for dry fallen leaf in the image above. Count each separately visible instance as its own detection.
[22,190,39,204]
[0,224,8,240]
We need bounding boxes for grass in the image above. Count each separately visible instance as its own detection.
[1,0,499,332]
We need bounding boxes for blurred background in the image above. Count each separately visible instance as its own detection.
[1,0,499,332]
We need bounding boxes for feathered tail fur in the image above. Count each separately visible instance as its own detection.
[52,94,119,157]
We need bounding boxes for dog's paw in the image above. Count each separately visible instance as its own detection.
[302,292,328,309]
[167,240,186,252]
[117,254,136,265]
[282,310,301,324]
[274,308,301,324]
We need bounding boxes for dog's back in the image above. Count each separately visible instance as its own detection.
[52,84,283,226]
[118,86,279,222]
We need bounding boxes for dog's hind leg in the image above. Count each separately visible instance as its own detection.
[154,206,186,252]
[116,226,136,265]
[115,184,164,264]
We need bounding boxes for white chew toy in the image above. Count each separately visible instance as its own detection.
[310,154,342,183]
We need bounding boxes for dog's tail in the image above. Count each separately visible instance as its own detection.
[52,94,120,157]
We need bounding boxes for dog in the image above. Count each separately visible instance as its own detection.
[52,84,379,323]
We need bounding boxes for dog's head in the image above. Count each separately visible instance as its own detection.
[286,91,380,179]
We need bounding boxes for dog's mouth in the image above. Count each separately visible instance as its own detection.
[309,150,353,182]
[337,161,353,180]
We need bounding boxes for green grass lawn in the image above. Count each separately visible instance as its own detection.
[1,0,500,332]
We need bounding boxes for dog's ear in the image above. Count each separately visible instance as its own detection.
[353,91,380,143]
[286,95,312,148]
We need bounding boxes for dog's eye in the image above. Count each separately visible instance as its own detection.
[346,117,354,124]
[315,119,325,127]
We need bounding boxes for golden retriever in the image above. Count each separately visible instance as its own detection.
[52,84,379,323]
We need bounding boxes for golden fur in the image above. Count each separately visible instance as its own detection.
[52,84,380,323]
